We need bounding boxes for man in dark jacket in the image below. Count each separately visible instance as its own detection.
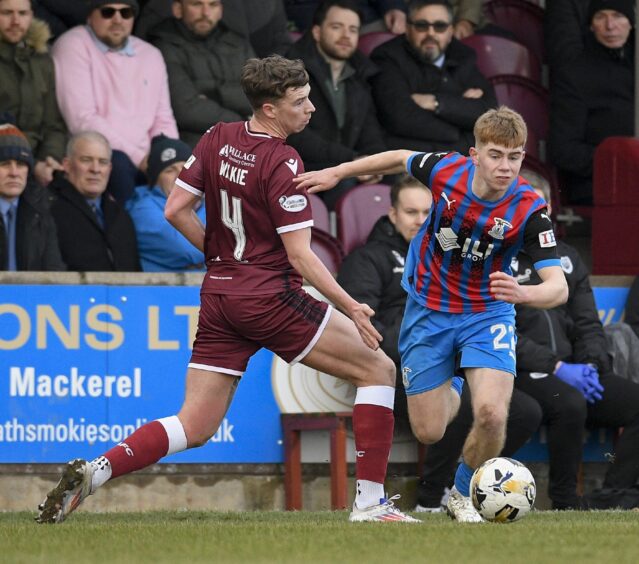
[0,0,67,186]
[549,0,635,204]
[337,173,544,511]
[148,0,255,147]
[369,0,497,154]
[286,0,387,208]
[513,181,639,509]
[48,131,140,271]
[0,121,65,270]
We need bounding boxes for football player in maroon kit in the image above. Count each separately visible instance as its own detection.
[36,55,419,524]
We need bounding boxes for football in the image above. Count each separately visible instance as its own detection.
[470,457,536,523]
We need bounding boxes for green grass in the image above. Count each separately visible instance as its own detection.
[1,510,638,564]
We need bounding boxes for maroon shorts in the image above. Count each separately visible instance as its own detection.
[189,288,331,376]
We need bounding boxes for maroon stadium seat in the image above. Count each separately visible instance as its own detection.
[461,34,541,83]
[308,193,331,234]
[490,75,549,160]
[334,183,391,255]
[483,0,545,62]
[310,228,344,275]
[358,31,396,57]
[592,137,639,274]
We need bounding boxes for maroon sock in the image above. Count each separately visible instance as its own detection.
[103,421,169,479]
[352,403,394,483]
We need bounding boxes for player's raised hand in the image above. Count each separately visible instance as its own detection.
[489,271,529,303]
[294,167,341,193]
[349,302,383,350]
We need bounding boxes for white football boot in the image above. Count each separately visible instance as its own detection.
[36,458,93,524]
[446,486,484,523]
[349,494,421,523]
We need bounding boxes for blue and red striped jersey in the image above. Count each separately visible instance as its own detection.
[404,152,560,313]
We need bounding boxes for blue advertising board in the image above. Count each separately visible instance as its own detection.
[0,284,632,463]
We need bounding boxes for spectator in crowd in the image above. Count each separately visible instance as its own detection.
[449,0,484,40]
[135,0,292,57]
[370,0,497,154]
[336,174,543,512]
[626,277,639,339]
[148,0,254,148]
[48,131,140,272]
[0,121,65,270]
[512,179,639,509]
[545,0,591,72]
[126,134,206,272]
[0,0,67,186]
[51,0,178,203]
[31,0,87,41]
[286,0,386,208]
[286,0,407,34]
[549,0,634,205]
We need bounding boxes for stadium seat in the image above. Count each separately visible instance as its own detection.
[357,31,396,57]
[490,75,549,160]
[461,34,541,83]
[483,0,545,62]
[310,228,344,275]
[308,193,330,234]
[592,137,639,274]
[334,183,391,255]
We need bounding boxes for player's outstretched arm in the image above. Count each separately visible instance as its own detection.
[294,150,413,193]
[280,228,383,350]
[489,266,568,308]
[165,184,206,252]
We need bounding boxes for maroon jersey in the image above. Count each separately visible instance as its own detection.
[176,121,313,295]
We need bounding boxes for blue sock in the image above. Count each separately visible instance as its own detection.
[450,376,464,397]
[454,462,474,497]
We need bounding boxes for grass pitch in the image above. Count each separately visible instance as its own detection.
[1,510,638,564]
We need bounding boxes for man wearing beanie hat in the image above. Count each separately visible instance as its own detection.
[549,0,634,204]
[0,121,65,270]
[0,0,67,186]
[126,134,206,272]
[51,1,177,203]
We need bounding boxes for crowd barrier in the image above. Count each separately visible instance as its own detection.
[0,272,633,464]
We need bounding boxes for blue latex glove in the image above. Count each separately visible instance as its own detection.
[554,362,603,403]
[582,364,604,403]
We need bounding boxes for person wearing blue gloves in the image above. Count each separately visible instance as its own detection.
[513,182,639,510]
[126,134,206,272]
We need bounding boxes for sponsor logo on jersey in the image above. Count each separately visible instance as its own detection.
[560,255,573,274]
[435,227,461,251]
[488,217,513,240]
[538,229,556,248]
[279,194,307,212]
[284,158,298,175]
[218,143,256,166]
[441,192,456,210]
[184,154,196,169]
[461,238,494,261]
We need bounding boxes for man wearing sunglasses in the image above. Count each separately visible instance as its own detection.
[52,1,178,203]
[369,0,496,155]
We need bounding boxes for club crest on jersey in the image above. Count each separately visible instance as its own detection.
[488,217,513,240]
[279,194,307,212]
[560,255,573,274]
[538,229,556,248]
[435,227,461,251]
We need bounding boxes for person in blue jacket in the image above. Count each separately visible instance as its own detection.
[126,134,206,272]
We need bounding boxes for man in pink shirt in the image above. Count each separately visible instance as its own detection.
[51,1,178,202]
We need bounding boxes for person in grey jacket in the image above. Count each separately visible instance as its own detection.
[148,0,254,147]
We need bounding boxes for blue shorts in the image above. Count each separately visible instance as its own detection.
[398,296,516,395]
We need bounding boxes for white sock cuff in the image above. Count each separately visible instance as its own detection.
[354,385,395,409]
[157,415,188,455]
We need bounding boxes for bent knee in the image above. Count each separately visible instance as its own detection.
[351,351,396,387]
[411,421,447,445]
[475,403,508,433]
